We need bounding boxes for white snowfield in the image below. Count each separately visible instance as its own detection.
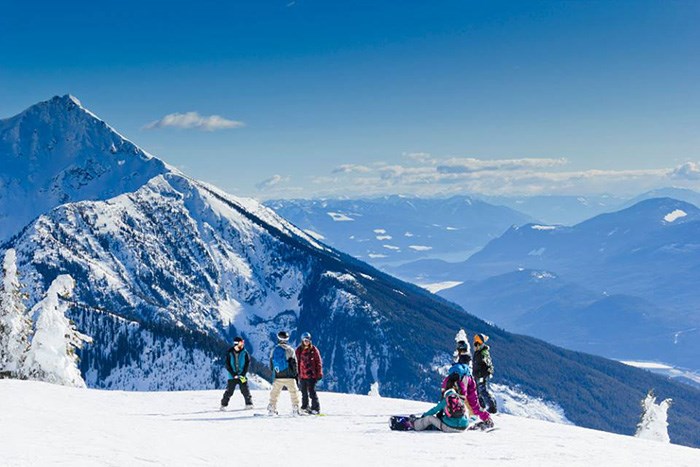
[2,381,699,466]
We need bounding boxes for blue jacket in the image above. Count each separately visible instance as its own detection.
[422,388,469,430]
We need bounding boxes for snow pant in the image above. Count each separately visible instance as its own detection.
[221,378,253,407]
[413,415,464,433]
[299,378,320,411]
[476,378,497,413]
[268,378,301,410]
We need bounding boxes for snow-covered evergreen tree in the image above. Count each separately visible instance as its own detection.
[0,249,32,379]
[635,390,672,443]
[25,275,92,387]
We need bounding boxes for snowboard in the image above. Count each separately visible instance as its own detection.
[389,415,414,431]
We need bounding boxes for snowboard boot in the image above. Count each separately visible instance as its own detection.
[267,404,278,416]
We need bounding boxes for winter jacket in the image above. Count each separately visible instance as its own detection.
[422,388,469,430]
[270,342,298,379]
[473,345,494,380]
[441,372,491,422]
[295,344,323,380]
[225,347,250,380]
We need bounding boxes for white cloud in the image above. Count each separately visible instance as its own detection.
[256,174,290,190]
[144,112,245,131]
[670,162,700,180]
[437,157,568,174]
[332,164,371,174]
[312,155,680,198]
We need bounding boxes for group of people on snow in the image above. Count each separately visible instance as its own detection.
[410,331,497,432]
[219,328,497,431]
[220,330,323,416]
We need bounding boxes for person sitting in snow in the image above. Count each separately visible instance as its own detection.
[295,331,323,414]
[412,373,493,432]
[440,344,493,426]
[473,333,497,414]
[267,331,301,415]
[220,336,254,410]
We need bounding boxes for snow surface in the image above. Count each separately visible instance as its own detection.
[327,211,353,221]
[664,209,687,223]
[621,361,700,387]
[2,380,699,466]
[421,281,463,293]
[531,225,557,230]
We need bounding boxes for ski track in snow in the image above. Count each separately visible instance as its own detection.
[1,381,699,466]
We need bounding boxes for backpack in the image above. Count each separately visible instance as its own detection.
[272,345,289,374]
[444,391,466,418]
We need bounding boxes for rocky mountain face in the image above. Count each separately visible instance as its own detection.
[2,96,700,447]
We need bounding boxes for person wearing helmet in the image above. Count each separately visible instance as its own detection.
[267,330,301,415]
[439,343,492,427]
[295,331,323,414]
[473,333,497,414]
[220,336,253,411]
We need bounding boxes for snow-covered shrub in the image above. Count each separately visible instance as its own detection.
[25,275,92,387]
[635,390,672,443]
[0,249,32,379]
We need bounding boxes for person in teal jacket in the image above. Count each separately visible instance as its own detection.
[412,374,472,432]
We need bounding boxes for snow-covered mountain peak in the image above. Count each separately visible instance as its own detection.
[0,95,170,242]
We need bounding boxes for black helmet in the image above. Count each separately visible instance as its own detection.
[277,331,290,342]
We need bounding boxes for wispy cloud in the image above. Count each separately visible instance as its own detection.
[437,157,567,174]
[256,174,290,191]
[332,164,371,174]
[305,154,688,198]
[670,161,700,180]
[144,112,245,131]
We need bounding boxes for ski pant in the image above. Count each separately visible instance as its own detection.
[413,415,464,433]
[268,378,301,410]
[476,377,497,413]
[221,378,253,407]
[299,378,320,411]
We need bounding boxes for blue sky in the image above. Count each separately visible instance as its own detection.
[1,0,698,199]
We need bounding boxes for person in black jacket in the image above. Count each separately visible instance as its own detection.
[473,333,497,414]
[220,336,253,410]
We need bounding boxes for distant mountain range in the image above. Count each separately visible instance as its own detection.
[265,197,533,265]
[437,198,700,372]
[479,188,700,226]
[1,96,699,447]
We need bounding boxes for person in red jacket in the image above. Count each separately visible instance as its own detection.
[295,331,323,414]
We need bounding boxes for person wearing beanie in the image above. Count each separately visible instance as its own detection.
[295,331,323,414]
[267,330,301,415]
[473,333,497,414]
[220,336,253,410]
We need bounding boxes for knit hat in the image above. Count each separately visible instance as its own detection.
[473,333,488,346]
[277,331,290,342]
[233,336,244,344]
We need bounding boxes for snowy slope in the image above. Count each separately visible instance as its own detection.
[1,380,698,466]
